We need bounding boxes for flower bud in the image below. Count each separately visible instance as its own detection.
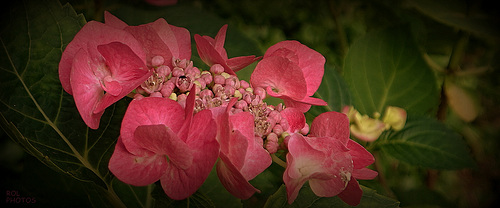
[176,75,193,92]
[152,56,165,67]
[214,74,225,85]
[210,64,224,74]
[265,133,279,154]
[200,89,214,98]
[240,80,250,89]
[172,67,185,77]
[156,65,171,78]
[382,106,407,131]
[254,87,266,100]
[273,124,284,136]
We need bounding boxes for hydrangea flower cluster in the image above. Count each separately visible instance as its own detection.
[59,12,377,206]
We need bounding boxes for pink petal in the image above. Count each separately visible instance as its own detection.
[280,107,306,133]
[352,168,378,180]
[121,97,185,155]
[309,111,350,144]
[104,11,128,29]
[226,55,262,72]
[226,130,251,171]
[161,110,219,200]
[283,99,313,113]
[150,18,191,60]
[283,153,331,204]
[250,56,307,100]
[216,154,260,199]
[282,90,327,113]
[338,179,363,206]
[134,125,193,169]
[101,77,122,96]
[108,137,167,186]
[169,25,192,60]
[70,49,104,129]
[283,153,308,204]
[309,177,348,199]
[178,85,197,141]
[239,135,272,180]
[94,42,151,113]
[285,134,325,180]
[347,139,375,169]
[213,25,228,57]
[59,21,145,95]
[124,24,173,67]
[264,40,325,96]
[194,34,234,75]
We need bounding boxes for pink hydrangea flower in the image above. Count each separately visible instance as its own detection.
[250,40,327,112]
[104,12,191,68]
[194,25,261,75]
[211,98,272,199]
[283,111,377,206]
[59,21,152,129]
[108,86,219,200]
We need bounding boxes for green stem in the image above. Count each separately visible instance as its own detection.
[373,152,395,199]
[106,184,127,208]
[272,154,287,168]
[145,184,153,208]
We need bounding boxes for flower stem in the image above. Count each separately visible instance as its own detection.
[106,184,127,208]
[272,154,287,168]
[373,151,395,199]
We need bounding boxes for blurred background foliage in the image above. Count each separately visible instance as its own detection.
[1,0,499,207]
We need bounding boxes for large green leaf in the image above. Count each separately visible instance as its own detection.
[343,25,439,116]
[263,183,399,208]
[0,0,126,193]
[375,116,476,169]
[407,0,500,40]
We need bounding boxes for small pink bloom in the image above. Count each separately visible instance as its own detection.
[194,25,261,75]
[108,86,219,200]
[104,12,191,68]
[283,111,377,206]
[59,21,152,129]
[250,41,327,112]
[211,98,272,199]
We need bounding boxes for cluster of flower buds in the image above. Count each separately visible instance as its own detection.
[133,55,312,155]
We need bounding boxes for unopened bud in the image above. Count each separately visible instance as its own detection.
[151,55,165,67]
[210,64,224,74]
[254,87,266,100]
[240,80,250,89]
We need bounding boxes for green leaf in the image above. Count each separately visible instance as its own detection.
[376,116,476,169]
[307,64,351,120]
[407,0,500,40]
[0,0,125,192]
[343,25,439,116]
[393,186,455,208]
[264,183,399,208]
